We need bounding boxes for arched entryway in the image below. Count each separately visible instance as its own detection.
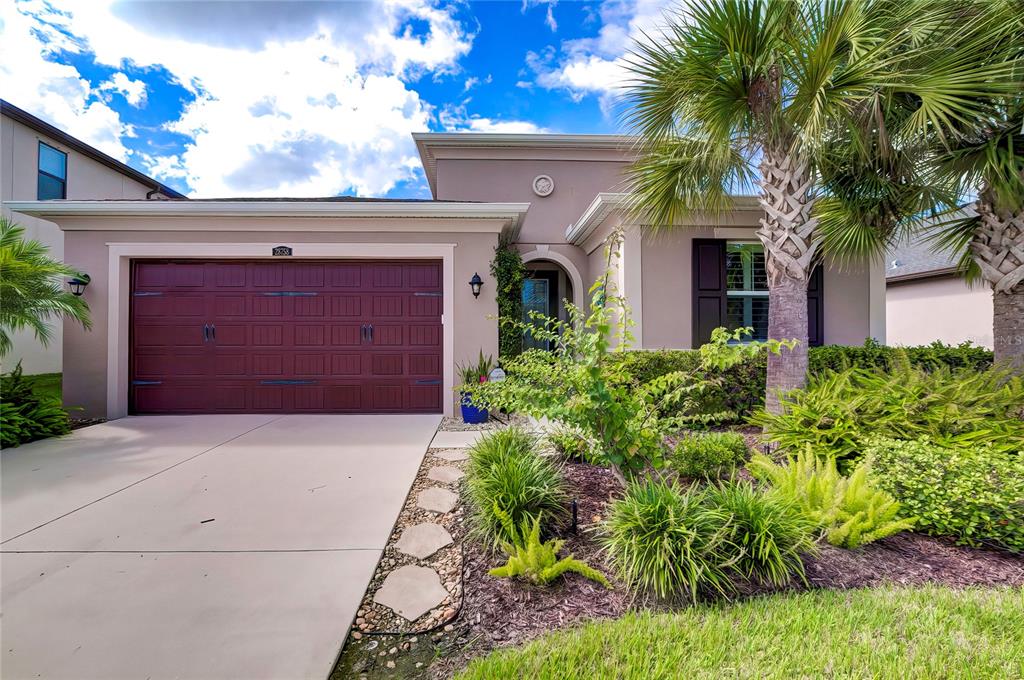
[520,256,577,351]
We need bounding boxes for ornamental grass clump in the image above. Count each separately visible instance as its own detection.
[600,480,736,601]
[466,426,569,550]
[705,480,815,588]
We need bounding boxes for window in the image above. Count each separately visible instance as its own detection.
[37,142,67,200]
[725,242,768,341]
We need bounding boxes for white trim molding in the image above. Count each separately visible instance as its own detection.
[4,199,530,232]
[104,242,458,419]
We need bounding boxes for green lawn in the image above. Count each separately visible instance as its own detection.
[23,372,62,402]
[458,586,1024,679]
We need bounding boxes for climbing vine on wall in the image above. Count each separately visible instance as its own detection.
[490,232,526,359]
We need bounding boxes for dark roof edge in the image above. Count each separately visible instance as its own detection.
[886,266,960,284]
[1,99,187,200]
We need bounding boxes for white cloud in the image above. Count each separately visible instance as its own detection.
[439,103,549,134]
[99,72,147,107]
[526,0,675,109]
[1,0,478,197]
[0,1,133,160]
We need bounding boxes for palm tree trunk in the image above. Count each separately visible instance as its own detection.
[972,198,1024,373]
[757,148,819,413]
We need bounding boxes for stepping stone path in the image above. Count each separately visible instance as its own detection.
[430,430,482,449]
[434,449,469,462]
[373,565,450,621]
[427,465,464,483]
[396,523,453,559]
[417,487,458,514]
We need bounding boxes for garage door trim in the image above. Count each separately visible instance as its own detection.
[105,242,457,419]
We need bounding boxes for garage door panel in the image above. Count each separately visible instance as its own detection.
[330,325,362,346]
[134,352,206,378]
[131,260,442,414]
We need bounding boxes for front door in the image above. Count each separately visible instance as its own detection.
[522,270,558,351]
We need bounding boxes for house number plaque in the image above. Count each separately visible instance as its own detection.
[272,245,293,256]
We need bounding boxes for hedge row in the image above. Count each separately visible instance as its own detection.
[609,340,993,420]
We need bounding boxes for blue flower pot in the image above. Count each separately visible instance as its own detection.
[460,392,488,424]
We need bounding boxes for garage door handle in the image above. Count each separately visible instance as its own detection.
[210,324,216,341]
[203,323,210,342]
[368,324,373,342]
[260,379,317,385]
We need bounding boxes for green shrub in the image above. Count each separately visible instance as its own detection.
[546,423,591,462]
[866,437,1024,553]
[488,505,610,587]
[705,480,814,587]
[607,340,994,423]
[600,480,735,601]
[670,431,750,479]
[1,363,70,447]
[749,449,915,549]
[752,361,1024,465]
[466,426,569,549]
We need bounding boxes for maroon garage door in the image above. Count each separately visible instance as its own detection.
[129,260,443,414]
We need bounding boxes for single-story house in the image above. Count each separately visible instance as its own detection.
[6,133,885,420]
[886,238,993,349]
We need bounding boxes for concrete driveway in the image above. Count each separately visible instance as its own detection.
[1,414,440,680]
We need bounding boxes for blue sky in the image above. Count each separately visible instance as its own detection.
[1,0,671,198]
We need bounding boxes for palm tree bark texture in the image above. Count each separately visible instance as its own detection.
[757,148,819,413]
[971,199,1024,372]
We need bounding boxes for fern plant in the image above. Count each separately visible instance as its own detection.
[488,504,610,588]
[749,448,915,549]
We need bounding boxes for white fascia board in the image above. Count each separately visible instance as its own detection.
[4,200,530,230]
[565,194,765,245]
[565,192,630,245]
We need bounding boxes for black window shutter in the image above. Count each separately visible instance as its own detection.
[692,239,727,346]
[807,265,825,347]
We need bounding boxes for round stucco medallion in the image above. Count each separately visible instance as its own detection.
[532,174,554,197]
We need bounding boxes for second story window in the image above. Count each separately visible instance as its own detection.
[38,142,67,200]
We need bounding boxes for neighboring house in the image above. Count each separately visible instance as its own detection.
[5,133,885,420]
[1,100,185,374]
[886,239,993,349]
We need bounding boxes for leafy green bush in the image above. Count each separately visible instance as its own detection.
[466,426,569,549]
[601,479,735,601]
[705,481,815,587]
[752,361,1024,464]
[670,431,750,479]
[749,449,915,549]
[546,423,590,462]
[490,231,526,359]
[1,363,70,447]
[607,340,994,422]
[488,505,610,587]
[866,437,1024,552]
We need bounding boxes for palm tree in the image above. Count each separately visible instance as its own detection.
[623,0,1018,411]
[0,217,91,360]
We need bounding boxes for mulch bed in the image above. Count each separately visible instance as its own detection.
[336,430,1023,680]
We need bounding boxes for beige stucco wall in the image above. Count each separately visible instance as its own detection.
[887,275,993,348]
[637,227,885,350]
[1,114,154,374]
[435,156,628,245]
[56,217,500,418]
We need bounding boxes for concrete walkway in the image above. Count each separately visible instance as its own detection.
[1,414,440,680]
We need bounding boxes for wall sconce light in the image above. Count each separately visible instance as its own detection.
[67,274,90,297]
[468,272,484,298]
